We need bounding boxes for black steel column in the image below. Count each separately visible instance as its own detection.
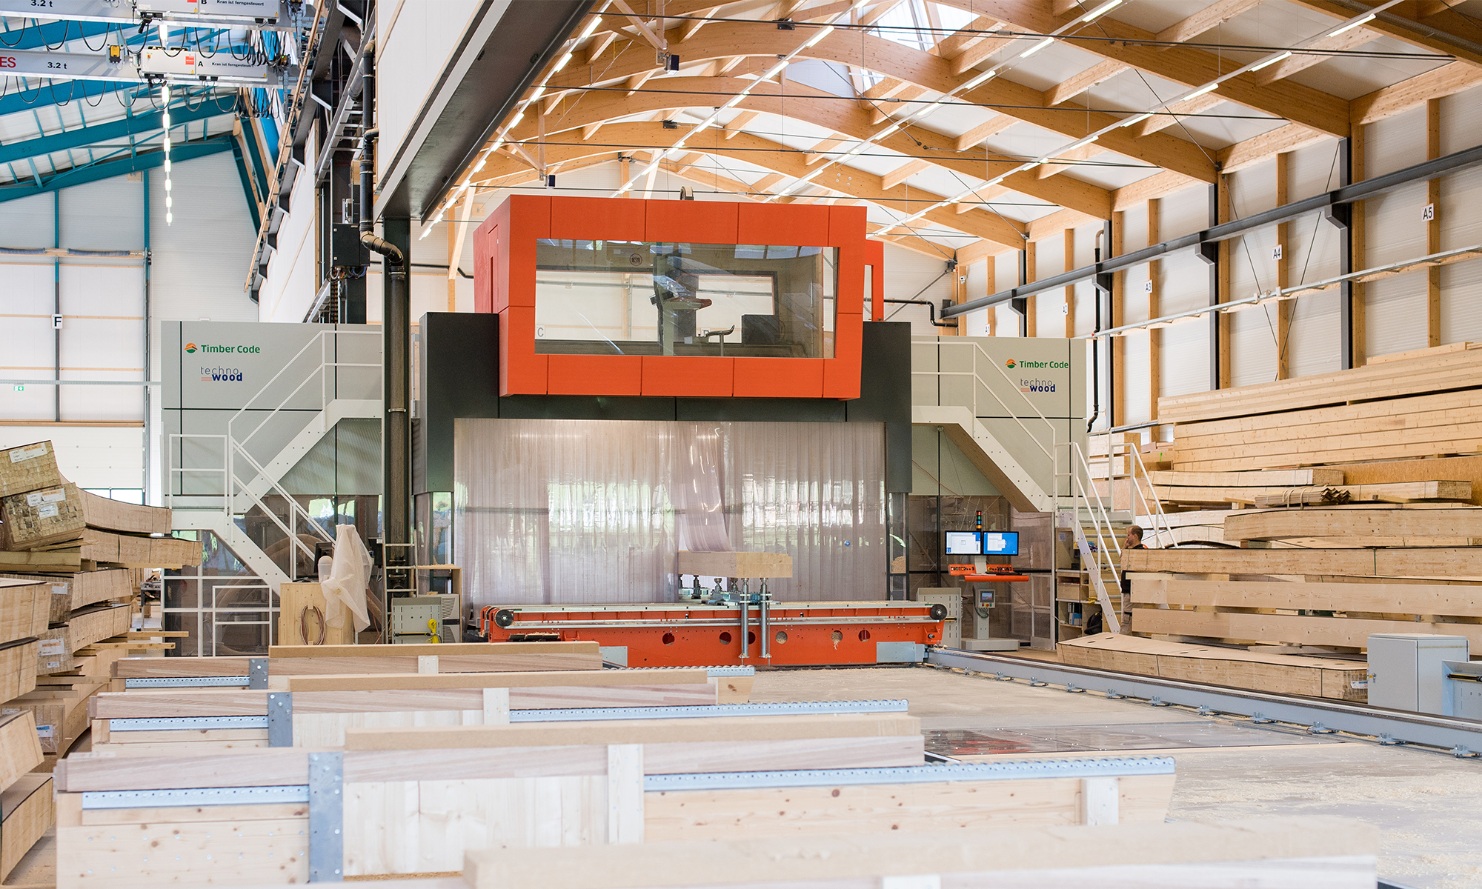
[382,216,411,557]
[1335,137,1356,370]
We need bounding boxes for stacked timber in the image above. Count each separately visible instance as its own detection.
[1157,343,1482,479]
[1119,506,1482,670]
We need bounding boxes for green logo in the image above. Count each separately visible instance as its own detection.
[184,343,197,353]
[1005,359,1016,368]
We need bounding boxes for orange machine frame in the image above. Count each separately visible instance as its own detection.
[473,195,868,399]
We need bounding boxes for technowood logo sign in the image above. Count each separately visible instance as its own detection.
[1008,357,1070,394]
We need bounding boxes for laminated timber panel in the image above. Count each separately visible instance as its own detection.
[0,773,51,881]
[0,442,62,500]
[1132,576,1482,618]
[1145,469,1346,488]
[1130,609,1482,651]
[0,488,170,550]
[1122,546,1482,578]
[1141,481,1471,507]
[1058,632,1367,702]
[0,642,39,701]
[112,655,253,679]
[463,817,1377,889]
[64,605,131,653]
[1223,508,1482,542]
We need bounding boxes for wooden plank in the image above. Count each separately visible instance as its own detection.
[674,551,793,578]
[55,749,312,791]
[1249,482,1471,508]
[1151,481,1469,507]
[1124,546,1482,578]
[277,582,355,646]
[0,713,44,790]
[0,774,51,881]
[280,668,711,692]
[464,817,1375,888]
[1147,468,1345,488]
[343,713,923,751]
[643,774,1177,840]
[269,641,600,662]
[111,656,252,679]
[1133,575,1482,617]
[0,552,81,573]
[0,642,39,700]
[7,681,105,753]
[1224,508,1482,541]
[1131,608,1482,650]
[1058,632,1367,701]
[63,605,132,653]
[58,815,309,888]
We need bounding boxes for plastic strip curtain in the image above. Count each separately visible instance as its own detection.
[453,419,886,607]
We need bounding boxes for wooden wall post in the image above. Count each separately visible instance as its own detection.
[1215,180,1233,389]
[1024,241,1038,337]
[1110,213,1126,425]
[1063,228,1076,339]
[1147,200,1161,420]
[1427,98,1442,347]
[1275,152,1292,380]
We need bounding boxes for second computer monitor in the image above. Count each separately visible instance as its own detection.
[981,531,1020,557]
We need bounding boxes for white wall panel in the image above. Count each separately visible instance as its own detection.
[0,426,142,490]
[1159,183,1208,239]
[375,0,485,182]
[59,174,144,251]
[1228,223,1280,303]
[1365,182,1429,267]
[1229,306,1280,388]
[1440,165,1482,252]
[1441,85,1482,155]
[0,193,52,248]
[1365,273,1428,358]
[1288,289,1341,378]
[1288,139,1344,202]
[1159,319,1210,397]
[1441,260,1482,343]
[257,129,319,323]
[1366,104,1426,177]
[1156,251,1208,315]
[1121,203,1149,253]
[1228,157,1277,217]
[149,153,258,325]
[1284,210,1343,286]
[1119,332,1151,425]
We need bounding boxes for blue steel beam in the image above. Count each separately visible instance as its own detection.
[0,80,134,118]
[229,135,262,232]
[0,135,232,203]
[0,98,233,166]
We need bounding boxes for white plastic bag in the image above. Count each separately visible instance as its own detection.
[321,524,372,632]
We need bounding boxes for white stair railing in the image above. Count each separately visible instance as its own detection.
[1060,441,1124,634]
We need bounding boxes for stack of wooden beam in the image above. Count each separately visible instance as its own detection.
[1105,506,1482,687]
[1158,343,1482,477]
[0,441,193,754]
[0,708,51,881]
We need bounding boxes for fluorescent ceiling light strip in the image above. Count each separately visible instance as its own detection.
[1329,13,1374,37]
[961,69,997,90]
[575,16,601,43]
[1183,82,1218,101]
[1119,111,1152,128]
[1019,37,1053,59]
[553,51,573,73]
[1248,50,1291,72]
[1079,0,1121,23]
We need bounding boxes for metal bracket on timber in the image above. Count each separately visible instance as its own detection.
[268,692,294,748]
[308,752,345,882]
[248,657,270,689]
[109,716,270,732]
[929,648,1482,756]
[124,675,251,689]
[80,785,310,809]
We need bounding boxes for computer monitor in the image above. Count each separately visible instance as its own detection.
[981,531,1020,557]
[944,531,983,556]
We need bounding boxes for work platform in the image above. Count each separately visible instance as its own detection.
[746,661,1482,889]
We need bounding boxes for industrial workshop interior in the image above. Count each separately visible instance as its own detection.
[10,0,1482,886]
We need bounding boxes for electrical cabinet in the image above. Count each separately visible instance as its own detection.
[1367,633,1469,714]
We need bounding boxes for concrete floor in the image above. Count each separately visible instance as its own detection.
[749,664,1482,889]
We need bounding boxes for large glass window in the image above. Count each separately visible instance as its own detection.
[534,240,838,358]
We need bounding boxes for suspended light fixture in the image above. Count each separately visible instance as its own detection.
[162,83,174,226]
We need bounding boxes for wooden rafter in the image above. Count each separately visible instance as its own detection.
[1286,0,1482,69]
[1154,0,1263,43]
[1136,93,1227,136]
[1251,27,1381,85]
[542,24,1216,183]
[881,158,929,189]
[934,14,998,59]
[508,75,1118,217]
[930,0,1351,136]
[954,114,1014,150]
[1046,59,1123,106]
[473,121,1030,247]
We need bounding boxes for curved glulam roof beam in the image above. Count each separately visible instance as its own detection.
[471,121,1030,247]
[476,149,959,258]
[545,23,1217,183]
[929,0,1351,137]
[510,75,1116,218]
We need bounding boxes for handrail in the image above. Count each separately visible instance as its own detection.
[1061,440,1123,634]
[229,329,381,454]
[1118,442,1174,548]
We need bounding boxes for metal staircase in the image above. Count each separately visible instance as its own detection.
[911,336,1171,643]
[166,330,382,594]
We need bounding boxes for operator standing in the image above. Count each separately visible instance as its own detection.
[1119,525,1147,632]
